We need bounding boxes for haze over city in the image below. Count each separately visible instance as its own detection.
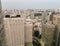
[1,0,60,9]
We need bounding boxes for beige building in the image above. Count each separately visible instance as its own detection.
[53,15,60,25]
[24,18,33,43]
[53,14,60,46]
[42,24,55,46]
[3,18,25,46]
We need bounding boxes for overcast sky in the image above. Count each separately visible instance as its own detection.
[1,0,60,9]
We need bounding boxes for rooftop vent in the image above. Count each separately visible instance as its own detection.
[5,15,10,18]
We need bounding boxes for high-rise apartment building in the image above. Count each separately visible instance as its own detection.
[3,17,25,46]
[42,24,55,46]
[53,14,60,46]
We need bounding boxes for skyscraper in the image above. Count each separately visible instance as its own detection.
[3,16,25,46]
[0,0,2,31]
[0,0,4,46]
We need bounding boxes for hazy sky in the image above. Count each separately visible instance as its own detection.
[1,0,60,9]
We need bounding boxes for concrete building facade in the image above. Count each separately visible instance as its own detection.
[3,18,25,46]
[0,0,5,46]
[24,20,33,43]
